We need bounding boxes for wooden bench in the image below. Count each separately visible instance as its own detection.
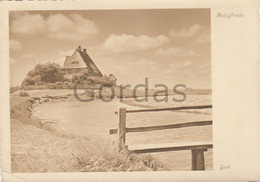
[109,106,213,170]
[129,141,213,170]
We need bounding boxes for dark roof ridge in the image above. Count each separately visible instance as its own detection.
[78,49,103,76]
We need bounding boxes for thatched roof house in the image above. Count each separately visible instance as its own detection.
[63,46,103,76]
[108,74,117,81]
[108,74,117,86]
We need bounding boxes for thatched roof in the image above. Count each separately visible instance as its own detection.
[63,46,103,76]
[108,74,117,81]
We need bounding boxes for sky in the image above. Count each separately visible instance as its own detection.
[9,9,211,89]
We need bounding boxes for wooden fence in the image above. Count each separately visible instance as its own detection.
[109,105,213,171]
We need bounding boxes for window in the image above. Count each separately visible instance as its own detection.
[71,60,79,64]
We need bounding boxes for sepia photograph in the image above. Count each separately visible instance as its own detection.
[9,9,212,172]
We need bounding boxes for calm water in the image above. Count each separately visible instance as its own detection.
[33,98,212,170]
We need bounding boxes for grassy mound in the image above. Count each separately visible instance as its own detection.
[10,97,166,172]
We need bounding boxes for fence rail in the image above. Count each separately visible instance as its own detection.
[114,105,212,114]
[109,105,213,171]
[110,120,212,134]
[128,141,213,154]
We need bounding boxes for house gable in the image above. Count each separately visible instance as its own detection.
[63,46,103,77]
[108,74,117,81]
[63,50,87,69]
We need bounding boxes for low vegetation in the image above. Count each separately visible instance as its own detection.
[19,62,114,90]
[18,90,29,97]
[10,97,166,172]
[22,62,65,86]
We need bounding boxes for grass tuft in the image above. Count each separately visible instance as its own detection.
[11,97,166,172]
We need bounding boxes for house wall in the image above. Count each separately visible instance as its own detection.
[63,68,88,74]
[112,80,117,86]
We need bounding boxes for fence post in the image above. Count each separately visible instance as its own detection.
[191,148,207,170]
[118,108,126,150]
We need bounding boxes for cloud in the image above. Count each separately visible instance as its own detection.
[103,34,170,52]
[46,14,99,41]
[155,47,196,56]
[22,54,32,58]
[10,13,99,41]
[182,60,193,67]
[9,40,23,50]
[170,24,202,38]
[200,63,211,75]
[127,59,155,66]
[169,60,193,69]
[195,28,210,43]
[151,66,160,71]
[11,13,46,34]
[169,24,210,43]
[10,57,16,64]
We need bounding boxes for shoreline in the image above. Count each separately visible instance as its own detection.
[121,94,212,115]
[10,94,166,172]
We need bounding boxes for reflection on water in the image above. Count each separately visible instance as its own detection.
[33,98,212,170]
